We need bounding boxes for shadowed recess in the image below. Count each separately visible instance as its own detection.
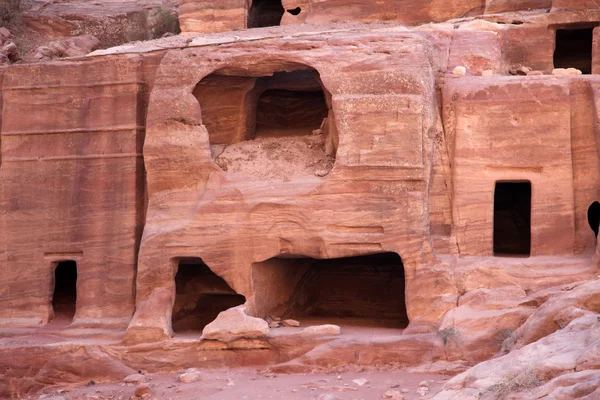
[248,0,284,28]
[172,258,246,334]
[554,28,594,74]
[494,181,531,257]
[52,261,77,321]
[588,201,600,238]
[252,252,408,329]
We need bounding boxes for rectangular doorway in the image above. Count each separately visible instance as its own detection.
[52,260,78,322]
[554,28,594,74]
[494,182,531,256]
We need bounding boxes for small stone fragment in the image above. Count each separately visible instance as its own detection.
[352,378,369,386]
[123,374,146,384]
[453,66,466,75]
[383,390,404,399]
[527,70,544,76]
[317,394,339,400]
[179,368,202,383]
[283,319,300,327]
[401,388,410,393]
[314,169,330,177]
[134,384,151,397]
[416,386,429,396]
[419,380,430,387]
[269,320,282,328]
[481,69,493,76]
[300,324,341,336]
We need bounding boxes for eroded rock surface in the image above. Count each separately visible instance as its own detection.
[0,1,600,399]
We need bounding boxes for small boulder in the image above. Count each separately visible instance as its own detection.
[179,368,203,383]
[416,386,429,396]
[317,395,339,400]
[314,169,330,177]
[552,68,582,75]
[453,66,467,75]
[383,390,404,399]
[203,306,269,343]
[509,66,532,76]
[481,69,494,76]
[123,374,146,384]
[352,378,369,386]
[300,324,341,336]
[283,319,300,327]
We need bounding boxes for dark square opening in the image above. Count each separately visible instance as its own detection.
[248,0,284,29]
[494,182,531,256]
[554,28,594,74]
[52,261,77,322]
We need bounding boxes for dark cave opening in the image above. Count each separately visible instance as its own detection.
[52,261,78,321]
[493,181,531,256]
[172,258,246,334]
[252,252,408,329]
[248,0,284,29]
[554,28,594,74]
[588,201,600,238]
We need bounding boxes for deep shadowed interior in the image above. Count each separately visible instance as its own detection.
[193,69,332,145]
[193,68,337,179]
[52,261,77,321]
[554,28,594,74]
[248,0,284,28]
[254,88,328,138]
[172,258,246,334]
[494,182,531,256]
[588,201,600,238]
[252,253,408,328]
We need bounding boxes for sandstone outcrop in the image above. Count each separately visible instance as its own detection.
[0,1,600,399]
[433,279,600,399]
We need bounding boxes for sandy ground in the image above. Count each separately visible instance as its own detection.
[29,368,450,400]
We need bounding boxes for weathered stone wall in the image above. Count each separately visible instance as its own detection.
[125,31,439,342]
[179,0,562,34]
[0,54,162,326]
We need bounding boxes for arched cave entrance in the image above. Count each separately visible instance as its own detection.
[588,201,600,238]
[493,181,531,257]
[251,252,408,329]
[248,0,284,28]
[52,261,77,322]
[172,258,246,335]
[193,68,337,180]
[554,27,594,74]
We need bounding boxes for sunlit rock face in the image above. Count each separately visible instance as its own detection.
[1,1,600,398]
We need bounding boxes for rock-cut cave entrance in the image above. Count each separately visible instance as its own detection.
[493,181,531,257]
[248,0,284,28]
[172,258,246,335]
[52,261,77,322]
[194,68,337,180]
[588,201,600,238]
[554,27,594,74]
[252,252,408,329]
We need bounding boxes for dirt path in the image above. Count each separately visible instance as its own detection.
[29,368,451,400]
